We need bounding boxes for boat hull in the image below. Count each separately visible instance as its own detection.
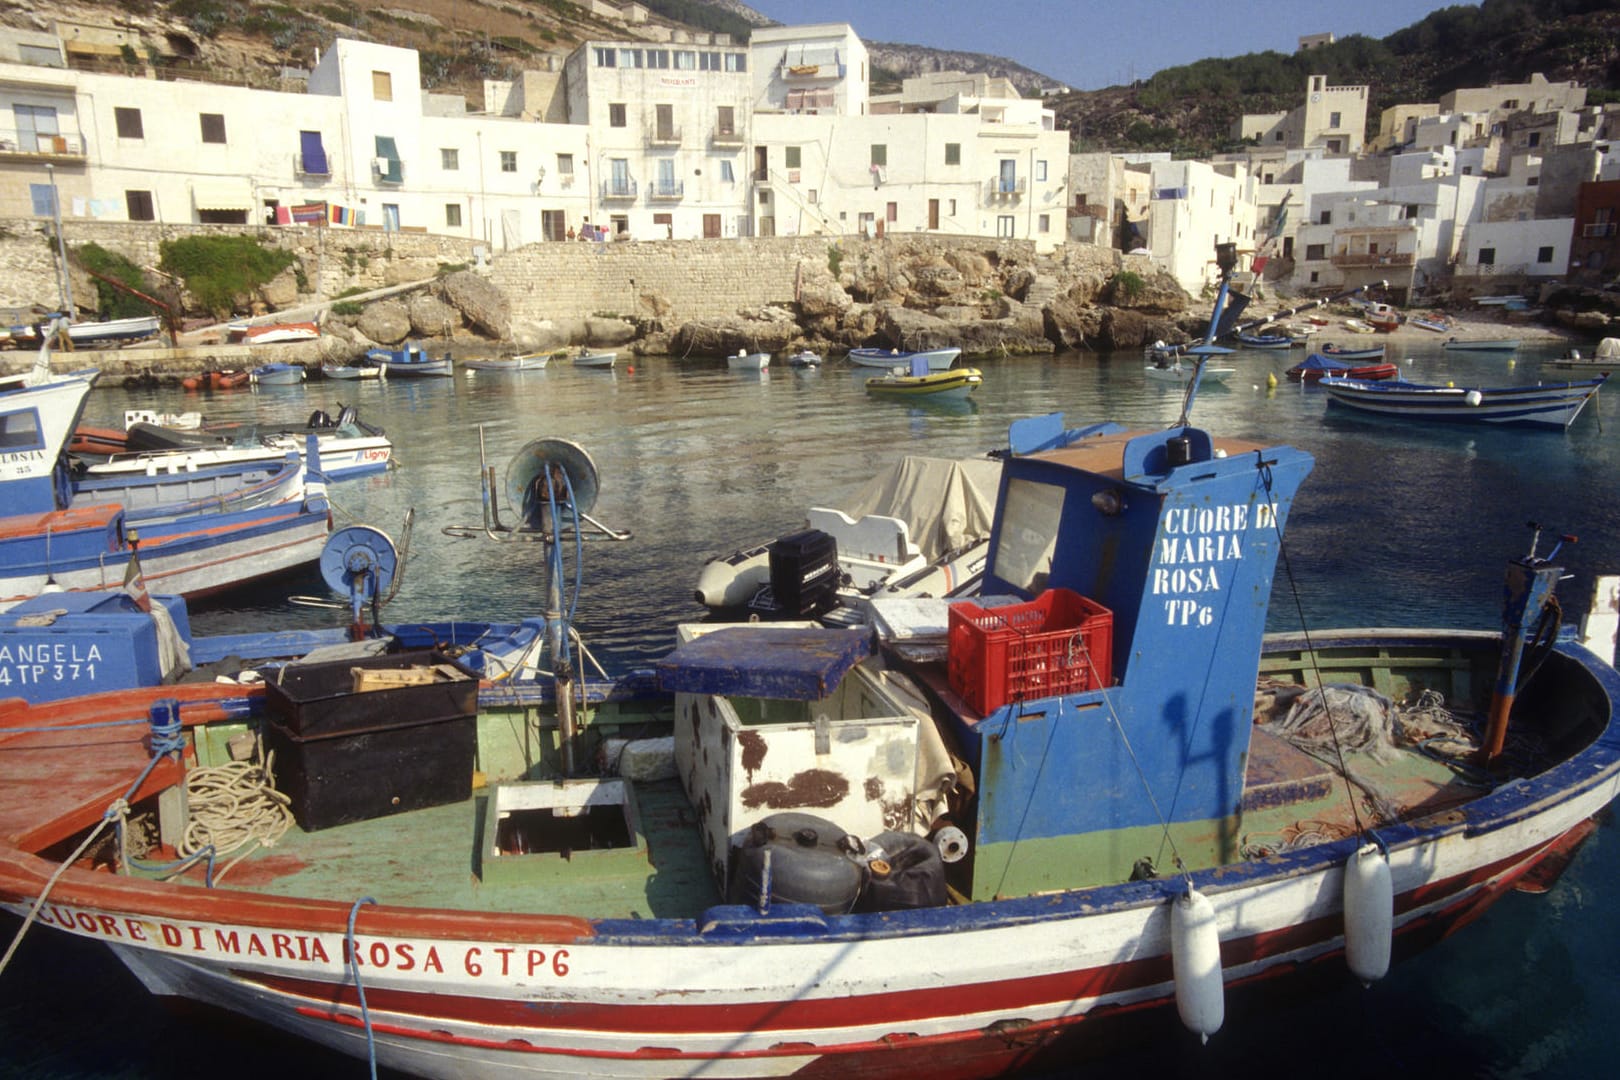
[847,347,962,371]
[1144,365,1234,383]
[1322,377,1607,428]
[4,629,1615,1080]
[865,368,981,399]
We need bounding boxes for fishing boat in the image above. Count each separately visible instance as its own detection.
[1144,357,1235,383]
[864,359,980,400]
[1321,375,1608,428]
[366,343,454,377]
[1286,354,1399,382]
[728,349,771,371]
[0,336,331,607]
[64,314,162,346]
[1364,303,1402,332]
[847,345,962,371]
[250,362,306,386]
[321,358,383,380]
[573,349,617,369]
[462,351,555,373]
[786,349,822,367]
[4,250,1618,1080]
[1443,338,1521,352]
[1546,338,1619,370]
[1319,342,1387,361]
[1235,332,1296,349]
[82,407,393,483]
[695,452,1000,618]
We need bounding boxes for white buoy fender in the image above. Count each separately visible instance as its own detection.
[1170,887,1224,1041]
[1464,389,1484,406]
[1343,842,1393,984]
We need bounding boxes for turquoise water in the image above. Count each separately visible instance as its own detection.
[3,340,1618,1077]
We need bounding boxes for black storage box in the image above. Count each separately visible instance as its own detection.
[768,529,840,618]
[261,650,479,831]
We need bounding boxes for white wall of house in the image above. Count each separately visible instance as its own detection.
[564,38,754,239]
[1143,160,1257,290]
[1458,216,1575,277]
[750,24,867,117]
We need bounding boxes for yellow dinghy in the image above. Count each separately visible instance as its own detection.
[865,365,983,400]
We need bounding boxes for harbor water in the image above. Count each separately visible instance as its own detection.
[3,339,1618,1078]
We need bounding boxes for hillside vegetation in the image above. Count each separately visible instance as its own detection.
[1055,0,1620,156]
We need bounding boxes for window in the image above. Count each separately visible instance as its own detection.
[445,204,462,228]
[1405,204,1419,219]
[717,106,736,136]
[1527,131,1541,148]
[1504,98,1519,109]
[1035,160,1047,181]
[675,51,696,70]
[1305,243,1326,260]
[700,52,722,72]
[1310,271,1320,283]
[1319,210,1332,225]
[945,142,960,165]
[655,104,675,141]
[372,71,392,101]
[1527,176,1539,187]
[0,406,43,451]
[720,159,734,183]
[618,48,642,68]
[500,151,517,173]
[725,52,746,72]
[1537,246,1554,264]
[948,199,956,215]
[1329,111,1341,128]
[542,209,566,241]
[1326,139,1342,153]
[785,146,800,168]
[808,189,817,204]
[992,479,1064,592]
[996,214,1016,238]
[594,47,617,67]
[29,183,54,217]
[1274,131,1283,142]
[14,104,59,152]
[199,113,225,144]
[609,103,626,128]
[653,212,673,236]
[115,107,143,139]
[871,144,887,167]
[647,49,669,69]
[1038,213,1050,233]
[703,213,721,237]
[557,153,574,178]
[886,202,897,222]
[442,148,459,170]
[1478,247,1496,265]
[125,190,154,221]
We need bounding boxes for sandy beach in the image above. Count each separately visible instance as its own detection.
[1252,303,1579,350]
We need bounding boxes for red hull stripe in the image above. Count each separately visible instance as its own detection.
[248,841,1549,1040]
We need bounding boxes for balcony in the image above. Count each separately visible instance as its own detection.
[985,176,1026,200]
[0,128,86,161]
[779,61,844,81]
[601,178,638,200]
[1582,222,1617,238]
[711,124,745,149]
[646,121,682,147]
[1330,251,1414,268]
[647,179,685,201]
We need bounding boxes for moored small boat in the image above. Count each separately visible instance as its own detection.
[321,359,384,380]
[573,349,617,369]
[1235,332,1296,349]
[1443,337,1521,352]
[1286,353,1399,382]
[786,349,822,367]
[1545,337,1619,370]
[1319,342,1387,361]
[250,362,306,386]
[1322,374,1607,428]
[847,345,962,371]
[864,363,981,400]
[367,343,454,377]
[463,351,555,372]
[728,349,771,371]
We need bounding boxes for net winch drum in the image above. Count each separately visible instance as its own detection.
[504,438,599,534]
[319,525,399,604]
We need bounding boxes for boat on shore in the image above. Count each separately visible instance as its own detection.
[1322,375,1608,428]
[3,253,1618,1079]
[232,321,320,345]
[847,345,962,371]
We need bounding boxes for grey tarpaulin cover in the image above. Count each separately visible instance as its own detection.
[834,455,1001,562]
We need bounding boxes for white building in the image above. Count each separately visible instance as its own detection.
[1456,216,1575,280]
[750,23,868,117]
[1135,159,1257,291]
[562,35,755,239]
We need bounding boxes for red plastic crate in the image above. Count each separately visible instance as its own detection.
[946,589,1113,715]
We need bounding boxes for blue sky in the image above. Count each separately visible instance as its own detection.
[742,1,1477,91]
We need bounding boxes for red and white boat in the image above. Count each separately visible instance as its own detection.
[2,261,1617,1080]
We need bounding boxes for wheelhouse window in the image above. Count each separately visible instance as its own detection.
[992,479,1065,594]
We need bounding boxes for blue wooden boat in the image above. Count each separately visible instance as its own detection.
[1322,374,1607,428]
[2,257,1618,1079]
[366,342,454,377]
[1235,332,1296,349]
